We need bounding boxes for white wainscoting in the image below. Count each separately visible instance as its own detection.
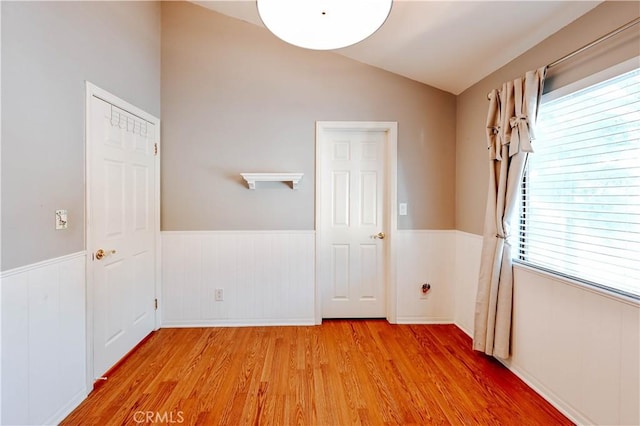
[161,231,316,326]
[453,231,640,426]
[453,231,483,336]
[162,229,639,424]
[510,266,639,426]
[395,230,456,323]
[1,252,87,426]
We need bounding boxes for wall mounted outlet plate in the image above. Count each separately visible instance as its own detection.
[56,209,68,230]
[215,288,224,301]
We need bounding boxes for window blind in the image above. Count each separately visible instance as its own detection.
[518,67,640,298]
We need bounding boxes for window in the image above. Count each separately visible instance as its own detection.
[518,64,640,299]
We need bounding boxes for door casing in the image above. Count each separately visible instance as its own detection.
[84,82,161,391]
[315,121,398,324]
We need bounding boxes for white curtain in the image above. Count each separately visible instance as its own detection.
[473,67,547,359]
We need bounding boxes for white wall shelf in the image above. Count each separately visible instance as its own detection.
[240,172,304,190]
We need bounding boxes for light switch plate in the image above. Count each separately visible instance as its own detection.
[56,209,68,230]
[399,203,407,216]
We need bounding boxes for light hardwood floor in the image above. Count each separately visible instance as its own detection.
[62,321,571,425]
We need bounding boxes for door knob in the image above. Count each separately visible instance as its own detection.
[95,248,116,260]
[373,232,385,240]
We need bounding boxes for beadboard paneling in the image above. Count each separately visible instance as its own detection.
[511,266,640,425]
[453,231,483,336]
[453,231,640,425]
[395,230,455,323]
[161,231,316,326]
[161,229,639,425]
[1,252,87,425]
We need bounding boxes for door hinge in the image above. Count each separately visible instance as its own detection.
[154,298,158,310]
[154,143,158,156]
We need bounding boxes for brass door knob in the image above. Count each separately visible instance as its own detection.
[95,249,116,260]
[373,232,385,240]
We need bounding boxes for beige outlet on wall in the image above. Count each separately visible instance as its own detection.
[215,288,224,301]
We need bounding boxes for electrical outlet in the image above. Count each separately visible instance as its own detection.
[215,288,224,301]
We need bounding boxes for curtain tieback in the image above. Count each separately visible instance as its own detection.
[509,115,533,156]
[509,115,529,128]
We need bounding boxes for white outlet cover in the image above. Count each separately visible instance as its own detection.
[399,203,407,216]
[215,289,224,301]
[55,209,68,230]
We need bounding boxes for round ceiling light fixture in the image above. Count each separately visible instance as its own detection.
[257,0,393,50]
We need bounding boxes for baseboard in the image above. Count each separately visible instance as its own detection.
[162,318,317,328]
[453,321,585,424]
[166,318,456,327]
[454,321,473,338]
[43,388,88,426]
[501,362,587,425]
[396,317,454,325]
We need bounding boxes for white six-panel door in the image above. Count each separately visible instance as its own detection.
[318,124,392,318]
[89,94,157,380]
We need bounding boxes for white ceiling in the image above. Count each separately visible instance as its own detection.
[193,1,602,94]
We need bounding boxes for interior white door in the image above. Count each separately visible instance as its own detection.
[319,128,388,318]
[89,95,157,379]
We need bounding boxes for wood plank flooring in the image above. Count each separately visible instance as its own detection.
[62,321,572,425]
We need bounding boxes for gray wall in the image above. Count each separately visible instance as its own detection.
[1,1,161,270]
[8,1,632,265]
[455,1,640,235]
[161,2,456,232]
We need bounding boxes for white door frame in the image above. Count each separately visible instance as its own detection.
[84,82,161,390]
[315,121,398,324]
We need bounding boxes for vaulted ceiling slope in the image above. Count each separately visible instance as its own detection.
[193,1,602,94]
